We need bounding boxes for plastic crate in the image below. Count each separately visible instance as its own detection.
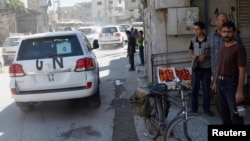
[157,67,176,90]
[175,67,192,89]
[157,67,192,90]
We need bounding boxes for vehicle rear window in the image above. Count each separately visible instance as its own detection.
[101,27,118,34]
[17,35,83,60]
[79,28,92,35]
[3,37,22,46]
[119,26,125,32]
[132,23,143,27]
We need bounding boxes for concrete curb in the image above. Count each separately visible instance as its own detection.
[133,52,155,141]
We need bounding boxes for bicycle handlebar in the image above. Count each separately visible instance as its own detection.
[173,77,190,91]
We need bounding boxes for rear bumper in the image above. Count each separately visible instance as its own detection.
[12,86,97,102]
[99,40,122,45]
[10,75,99,102]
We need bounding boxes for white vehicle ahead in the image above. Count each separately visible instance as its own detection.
[98,25,127,48]
[9,31,100,112]
[119,24,131,31]
[77,26,101,43]
[131,22,144,31]
[1,35,26,62]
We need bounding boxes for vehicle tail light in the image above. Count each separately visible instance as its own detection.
[86,82,92,89]
[75,58,95,72]
[99,34,103,38]
[11,88,17,95]
[9,64,25,77]
[115,32,121,37]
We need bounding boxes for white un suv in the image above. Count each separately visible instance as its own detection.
[1,35,26,63]
[9,31,100,112]
[98,25,126,48]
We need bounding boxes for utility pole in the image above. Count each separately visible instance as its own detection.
[57,0,61,21]
[108,1,112,24]
[52,0,59,31]
[104,0,107,24]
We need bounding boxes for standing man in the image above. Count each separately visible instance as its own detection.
[126,30,136,71]
[188,21,213,116]
[137,30,144,66]
[210,13,244,113]
[212,21,246,125]
[210,13,229,78]
[210,12,243,78]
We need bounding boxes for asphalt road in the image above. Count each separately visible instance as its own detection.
[0,45,152,141]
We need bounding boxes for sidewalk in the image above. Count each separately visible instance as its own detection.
[133,52,250,141]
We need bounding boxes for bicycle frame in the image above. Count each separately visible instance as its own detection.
[144,84,170,138]
[148,92,169,126]
[145,78,209,140]
[165,79,210,141]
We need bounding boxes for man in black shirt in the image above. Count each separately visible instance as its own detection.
[126,30,136,71]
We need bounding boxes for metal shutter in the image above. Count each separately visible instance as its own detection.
[238,0,250,74]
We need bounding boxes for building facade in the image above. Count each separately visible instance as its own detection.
[58,2,92,24]
[0,0,48,44]
[92,0,125,25]
[141,0,250,99]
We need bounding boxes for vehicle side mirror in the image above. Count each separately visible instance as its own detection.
[92,39,99,49]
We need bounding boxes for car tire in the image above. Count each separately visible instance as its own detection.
[89,86,101,108]
[16,102,34,112]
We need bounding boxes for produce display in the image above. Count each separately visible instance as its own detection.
[158,68,175,82]
[175,68,191,80]
[157,67,191,90]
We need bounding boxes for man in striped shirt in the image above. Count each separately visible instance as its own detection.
[210,13,243,78]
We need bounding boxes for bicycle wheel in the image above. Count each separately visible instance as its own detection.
[164,115,209,141]
[144,97,164,139]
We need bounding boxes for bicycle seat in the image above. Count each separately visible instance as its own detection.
[150,83,168,94]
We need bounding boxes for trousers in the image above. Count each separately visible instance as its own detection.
[191,68,211,112]
[217,75,244,124]
[129,53,135,69]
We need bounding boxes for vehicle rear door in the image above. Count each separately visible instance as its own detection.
[12,35,90,91]
[99,27,120,42]
[2,37,22,59]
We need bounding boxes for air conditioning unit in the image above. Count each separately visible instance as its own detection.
[167,7,199,35]
[155,0,190,9]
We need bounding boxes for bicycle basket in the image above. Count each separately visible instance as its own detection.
[129,87,151,117]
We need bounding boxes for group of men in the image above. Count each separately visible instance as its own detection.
[189,12,247,125]
[125,27,144,71]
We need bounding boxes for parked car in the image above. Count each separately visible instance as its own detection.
[9,31,100,112]
[0,48,4,72]
[131,22,144,31]
[77,26,101,43]
[98,25,127,48]
[1,35,26,63]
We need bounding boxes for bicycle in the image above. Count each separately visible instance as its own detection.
[144,77,210,141]
[144,82,170,138]
[164,77,210,141]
